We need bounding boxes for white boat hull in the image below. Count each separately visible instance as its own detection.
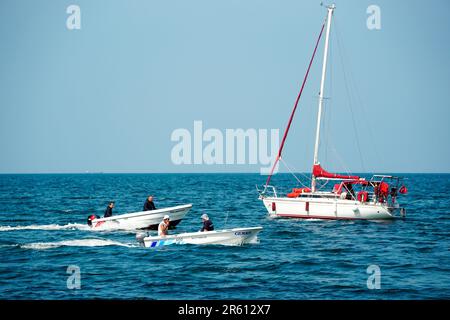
[90,204,192,230]
[141,227,263,248]
[262,197,398,220]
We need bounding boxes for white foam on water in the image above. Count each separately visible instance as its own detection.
[0,223,90,231]
[20,239,138,250]
[0,244,18,248]
[247,237,260,244]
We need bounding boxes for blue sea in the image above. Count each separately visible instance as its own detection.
[0,173,448,299]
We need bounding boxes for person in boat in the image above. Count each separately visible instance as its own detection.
[200,213,214,232]
[104,201,114,218]
[390,187,398,204]
[345,183,356,200]
[158,215,170,236]
[143,195,157,211]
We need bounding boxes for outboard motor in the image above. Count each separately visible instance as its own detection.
[87,215,100,227]
[135,232,148,246]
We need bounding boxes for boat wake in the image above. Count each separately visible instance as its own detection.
[20,239,138,250]
[0,223,90,232]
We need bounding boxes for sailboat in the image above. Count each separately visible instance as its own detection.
[258,4,407,220]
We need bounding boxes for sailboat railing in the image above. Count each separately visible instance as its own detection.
[256,185,278,198]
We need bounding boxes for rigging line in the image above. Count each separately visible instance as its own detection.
[317,178,330,191]
[333,17,366,173]
[279,157,312,186]
[334,16,384,171]
[330,145,352,177]
[265,21,326,187]
[348,66,385,170]
[278,157,309,188]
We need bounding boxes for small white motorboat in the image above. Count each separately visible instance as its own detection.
[86,204,192,231]
[137,226,263,248]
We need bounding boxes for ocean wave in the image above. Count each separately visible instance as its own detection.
[20,239,138,250]
[0,223,90,232]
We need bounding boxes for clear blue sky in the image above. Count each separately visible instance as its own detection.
[0,0,449,173]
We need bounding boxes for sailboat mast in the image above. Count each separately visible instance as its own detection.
[311,4,335,192]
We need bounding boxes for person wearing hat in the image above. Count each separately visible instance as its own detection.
[158,215,170,236]
[200,213,214,232]
[104,201,114,218]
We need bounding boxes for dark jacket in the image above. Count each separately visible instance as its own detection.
[201,219,214,232]
[104,206,113,218]
[143,200,156,211]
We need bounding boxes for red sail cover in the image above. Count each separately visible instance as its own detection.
[312,164,359,180]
